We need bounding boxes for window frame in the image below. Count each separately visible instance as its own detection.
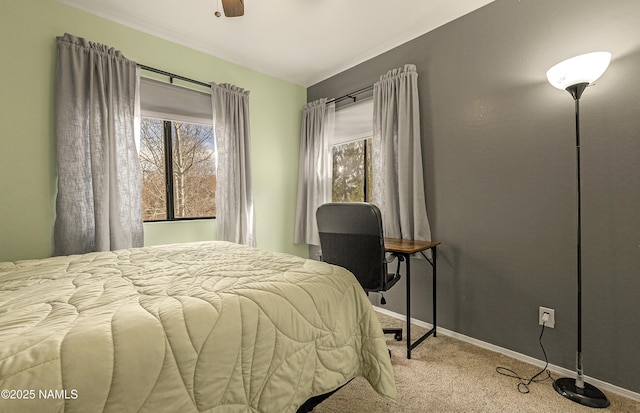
[138,77,216,223]
[330,98,374,203]
[141,117,217,223]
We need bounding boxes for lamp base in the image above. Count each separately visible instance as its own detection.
[553,377,610,408]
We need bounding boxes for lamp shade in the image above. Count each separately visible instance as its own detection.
[546,52,611,90]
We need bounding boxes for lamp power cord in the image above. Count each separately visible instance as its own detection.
[496,316,552,394]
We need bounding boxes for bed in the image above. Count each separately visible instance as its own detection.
[0,241,396,412]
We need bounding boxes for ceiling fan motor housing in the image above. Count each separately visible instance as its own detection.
[221,0,244,17]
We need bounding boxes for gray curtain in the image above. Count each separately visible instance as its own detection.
[372,64,431,241]
[294,98,335,246]
[54,33,143,256]
[211,82,256,247]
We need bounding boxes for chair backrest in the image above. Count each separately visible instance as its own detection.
[316,202,387,292]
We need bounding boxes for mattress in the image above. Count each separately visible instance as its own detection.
[0,241,396,412]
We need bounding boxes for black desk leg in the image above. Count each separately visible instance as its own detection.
[432,247,437,337]
[406,247,438,359]
[405,253,412,359]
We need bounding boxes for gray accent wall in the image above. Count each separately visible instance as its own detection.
[308,0,640,394]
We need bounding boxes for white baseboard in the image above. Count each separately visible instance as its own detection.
[373,306,640,402]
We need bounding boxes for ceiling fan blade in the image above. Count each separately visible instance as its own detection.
[221,0,244,17]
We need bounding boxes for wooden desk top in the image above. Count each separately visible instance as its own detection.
[384,238,440,254]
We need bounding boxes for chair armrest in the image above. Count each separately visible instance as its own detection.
[384,252,403,264]
[383,253,395,264]
[384,253,404,277]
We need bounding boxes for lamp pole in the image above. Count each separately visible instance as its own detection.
[570,82,586,390]
[551,82,609,409]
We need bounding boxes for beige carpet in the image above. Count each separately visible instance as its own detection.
[313,312,640,413]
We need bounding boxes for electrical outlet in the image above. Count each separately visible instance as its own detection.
[539,306,555,328]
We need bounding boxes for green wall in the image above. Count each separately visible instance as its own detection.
[0,0,307,261]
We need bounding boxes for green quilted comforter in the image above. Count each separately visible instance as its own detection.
[0,241,396,412]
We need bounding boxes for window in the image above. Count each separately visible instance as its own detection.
[331,98,374,202]
[138,77,216,222]
[140,118,216,221]
[332,138,372,202]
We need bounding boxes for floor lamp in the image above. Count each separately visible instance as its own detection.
[546,51,612,408]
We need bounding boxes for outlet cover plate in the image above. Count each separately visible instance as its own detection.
[539,306,555,328]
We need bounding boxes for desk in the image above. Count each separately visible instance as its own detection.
[384,238,441,359]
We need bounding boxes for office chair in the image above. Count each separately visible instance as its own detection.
[316,202,403,341]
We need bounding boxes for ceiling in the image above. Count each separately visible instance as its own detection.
[58,0,494,87]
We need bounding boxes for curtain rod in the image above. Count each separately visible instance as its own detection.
[327,85,374,105]
[137,64,211,88]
